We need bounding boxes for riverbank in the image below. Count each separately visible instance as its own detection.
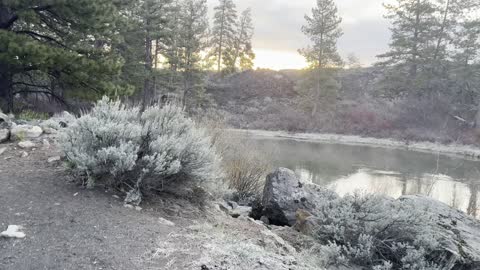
[230,129,480,160]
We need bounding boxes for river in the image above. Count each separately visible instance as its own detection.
[245,136,480,218]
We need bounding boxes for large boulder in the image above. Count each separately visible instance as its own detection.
[11,124,43,140]
[261,168,338,226]
[400,195,480,268]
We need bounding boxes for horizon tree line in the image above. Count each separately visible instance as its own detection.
[297,0,480,121]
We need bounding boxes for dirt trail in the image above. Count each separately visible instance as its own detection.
[0,143,190,270]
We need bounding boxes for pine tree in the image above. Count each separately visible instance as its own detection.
[177,0,210,108]
[377,0,479,98]
[377,0,437,77]
[0,0,130,112]
[211,0,237,72]
[229,8,255,72]
[298,0,343,117]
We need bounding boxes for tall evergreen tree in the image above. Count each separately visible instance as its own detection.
[211,0,237,72]
[228,8,255,72]
[117,0,174,107]
[177,0,209,108]
[376,0,438,97]
[0,0,129,112]
[377,0,480,98]
[298,0,343,117]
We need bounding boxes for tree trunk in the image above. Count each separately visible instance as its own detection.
[0,63,13,112]
[410,0,421,79]
[433,0,451,61]
[143,17,153,108]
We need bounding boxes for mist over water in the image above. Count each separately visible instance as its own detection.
[249,137,480,218]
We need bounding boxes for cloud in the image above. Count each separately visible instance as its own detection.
[207,0,392,67]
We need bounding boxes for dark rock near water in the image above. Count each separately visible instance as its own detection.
[261,168,338,226]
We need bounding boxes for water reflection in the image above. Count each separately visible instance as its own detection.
[247,137,480,218]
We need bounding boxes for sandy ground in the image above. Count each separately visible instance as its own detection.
[229,129,480,160]
[0,142,316,270]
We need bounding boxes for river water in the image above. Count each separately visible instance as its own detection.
[246,136,480,218]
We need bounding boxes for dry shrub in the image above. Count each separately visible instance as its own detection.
[197,112,272,201]
[223,140,272,200]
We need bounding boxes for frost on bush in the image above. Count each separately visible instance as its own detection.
[41,111,77,131]
[60,97,219,203]
[311,193,445,269]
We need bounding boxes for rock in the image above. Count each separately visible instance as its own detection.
[400,195,480,268]
[158,217,175,226]
[0,112,10,143]
[228,201,239,209]
[260,216,270,225]
[47,156,61,163]
[0,225,26,239]
[217,201,233,214]
[0,112,10,127]
[0,147,6,156]
[135,206,143,211]
[0,128,9,143]
[124,204,134,209]
[20,151,28,158]
[42,139,51,148]
[18,140,36,149]
[261,168,338,226]
[11,125,43,140]
[230,206,252,218]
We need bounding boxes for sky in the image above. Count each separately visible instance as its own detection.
[207,0,393,70]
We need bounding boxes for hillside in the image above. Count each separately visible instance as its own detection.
[206,68,479,145]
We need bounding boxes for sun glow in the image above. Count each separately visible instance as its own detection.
[253,48,308,70]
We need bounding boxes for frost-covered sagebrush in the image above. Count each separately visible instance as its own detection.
[311,193,446,270]
[60,97,219,203]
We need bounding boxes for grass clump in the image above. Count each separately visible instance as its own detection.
[17,110,49,121]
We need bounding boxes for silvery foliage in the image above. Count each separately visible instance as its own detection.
[313,193,443,269]
[60,97,219,196]
[41,111,76,130]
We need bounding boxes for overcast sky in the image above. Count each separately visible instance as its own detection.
[207,0,393,70]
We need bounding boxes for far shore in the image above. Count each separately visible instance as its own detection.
[229,129,480,160]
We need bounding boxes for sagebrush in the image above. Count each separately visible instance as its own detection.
[310,193,449,269]
[60,97,220,204]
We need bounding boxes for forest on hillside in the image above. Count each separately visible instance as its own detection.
[1,0,480,144]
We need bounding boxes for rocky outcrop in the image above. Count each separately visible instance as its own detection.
[400,195,480,268]
[261,168,338,226]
